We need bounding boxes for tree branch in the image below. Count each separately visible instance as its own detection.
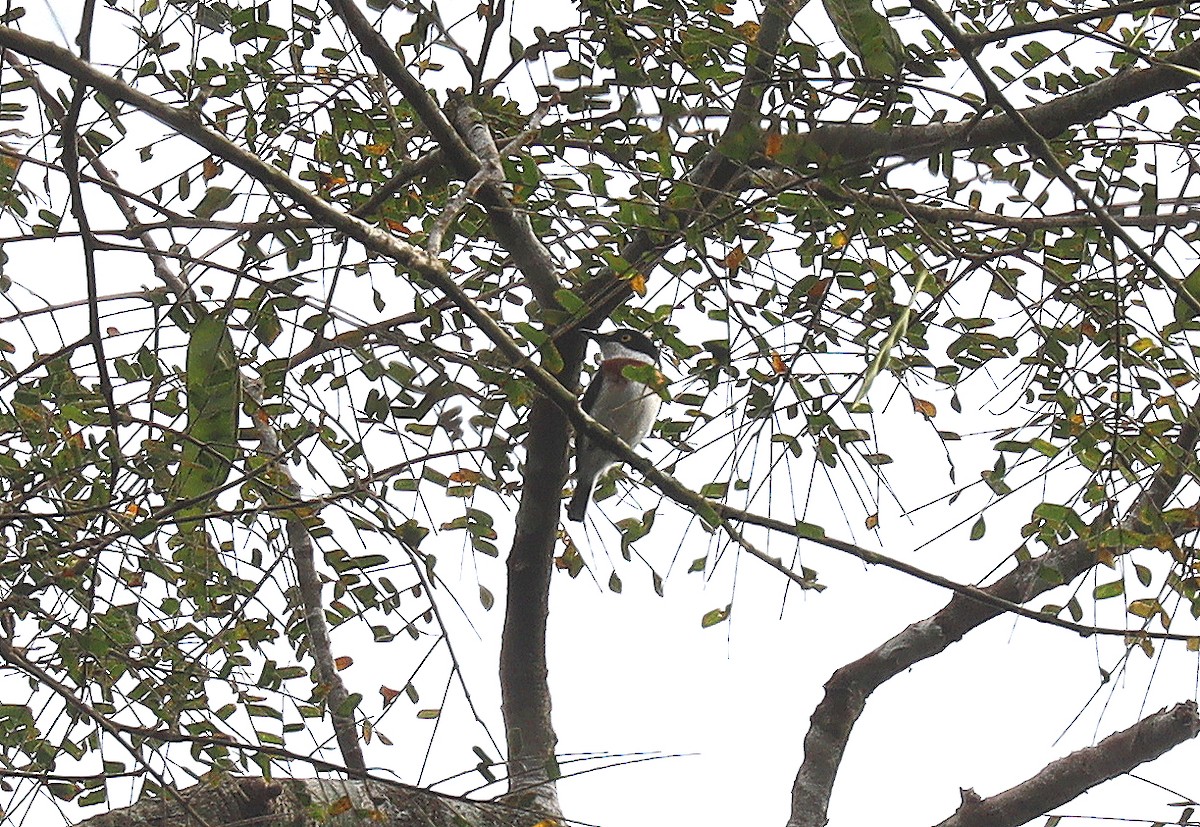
[934,701,1200,827]
[326,0,563,308]
[799,38,1200,168]
[786,398,1200,827]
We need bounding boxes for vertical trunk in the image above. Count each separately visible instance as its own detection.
[499,395,571,815]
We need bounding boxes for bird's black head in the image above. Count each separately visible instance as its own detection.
[589,328,659,363]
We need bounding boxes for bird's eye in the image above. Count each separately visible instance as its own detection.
[620,333,631,341]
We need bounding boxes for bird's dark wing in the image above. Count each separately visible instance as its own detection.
[577,370,603,447]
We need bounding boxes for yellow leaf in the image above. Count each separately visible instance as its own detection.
[449,468,481,484]
[1188,637,1199,652]
[362,720,373,743]
[713,2,733,13]
[831,230,850,249]
[912,398,936,418]
[628,272,647,296]
[363,142,390,156]
[334,656,353,671]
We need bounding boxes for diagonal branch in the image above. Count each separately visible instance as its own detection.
[786,399,1200,827]
[326,0,563,308]
[797,37,1200,169]
[933,701,1200,827]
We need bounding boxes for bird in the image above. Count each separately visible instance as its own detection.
[567,328,662,522]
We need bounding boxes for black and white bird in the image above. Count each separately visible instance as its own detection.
[567,328,662,522]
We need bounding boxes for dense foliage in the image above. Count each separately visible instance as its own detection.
[0,0,1199,824]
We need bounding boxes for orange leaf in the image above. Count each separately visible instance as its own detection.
[725,247,746,272]
[125,503,140,517]
[807,277,832,308]
[319,172,348,190]
[865,513,879,530]
[362,720,373,743]
[202,156,222,180]
[764,131,783,158]
[449,469,481,484]
[334,656,353,671]
[736,21,760,40]
[913,398,936,418]
[362,143,390,157]
[628,272,647,296]
[770,351,788,375]
[384,218,410,234]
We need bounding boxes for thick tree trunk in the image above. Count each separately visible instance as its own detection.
[74,778,532,827]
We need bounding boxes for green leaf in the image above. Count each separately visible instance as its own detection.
[701,605,731,628]
[796,521,826,540]
[969,516,986,540]
[1174,266,1200,323]
[822,0,904,76]
[176,312,240,505]
[1093,580,1124,600]
[192,186,236,219]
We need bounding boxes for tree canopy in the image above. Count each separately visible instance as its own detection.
[1,0,1200,825]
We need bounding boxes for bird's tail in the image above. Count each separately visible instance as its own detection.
[566,480,593,522]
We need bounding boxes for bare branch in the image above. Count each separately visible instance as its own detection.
[934,702,1200,827]
[786,398,1200,827]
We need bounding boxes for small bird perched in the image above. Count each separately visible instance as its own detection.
[567,328,662,522]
